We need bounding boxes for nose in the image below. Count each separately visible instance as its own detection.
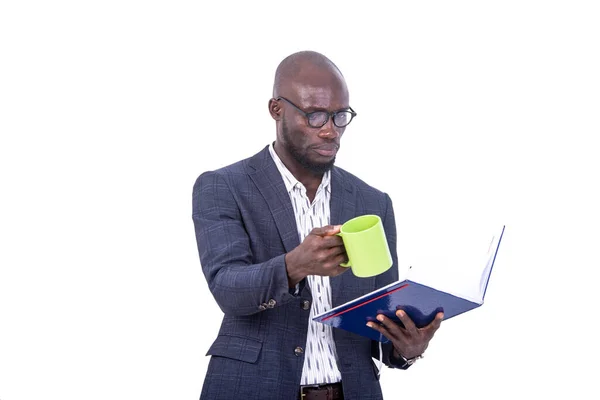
[317,117,342,139]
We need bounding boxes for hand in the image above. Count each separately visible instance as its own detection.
[367,310,444,360]
[285,225,348,287]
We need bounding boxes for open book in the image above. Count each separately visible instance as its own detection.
[313,225,505,343]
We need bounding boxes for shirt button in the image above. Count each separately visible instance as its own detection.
[294,346,304,356]
[301,300,310,310]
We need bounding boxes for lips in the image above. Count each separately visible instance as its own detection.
[312,144,339,157]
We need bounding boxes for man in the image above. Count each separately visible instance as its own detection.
[192,51,443,400]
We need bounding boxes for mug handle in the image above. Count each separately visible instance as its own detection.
[336,232,351,268]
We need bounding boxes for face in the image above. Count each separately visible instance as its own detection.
[276,72,350,175]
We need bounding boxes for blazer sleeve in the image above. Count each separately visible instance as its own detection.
[192,170,296,317]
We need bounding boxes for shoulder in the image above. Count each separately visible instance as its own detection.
[333,165,391,202]
[193,145,269,190]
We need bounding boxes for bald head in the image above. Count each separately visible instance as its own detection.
[269,51,353,178]
[272,51,347,99]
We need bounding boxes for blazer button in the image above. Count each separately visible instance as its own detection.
[301,300,310,310]
[294,346,304,356]
[268,299,276,308]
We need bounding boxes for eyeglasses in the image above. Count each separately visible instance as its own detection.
[277,96,357,128]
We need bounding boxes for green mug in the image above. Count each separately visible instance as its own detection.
[337,214,393,278]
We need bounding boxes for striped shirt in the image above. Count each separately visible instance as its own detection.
[268,143,342,385]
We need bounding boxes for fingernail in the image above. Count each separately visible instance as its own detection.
[366,322,373,328]
[377,315,384,322]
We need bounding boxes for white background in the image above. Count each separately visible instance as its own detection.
[1,1,599,399]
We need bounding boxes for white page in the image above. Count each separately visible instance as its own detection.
[402,223,501,303]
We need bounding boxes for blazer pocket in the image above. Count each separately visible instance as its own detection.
[206,334,263,364]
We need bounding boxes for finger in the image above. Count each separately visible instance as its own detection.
[429,312,444,332]
[323,253,350,272]
[366,319,410,352]
[332,253,349,267]
[418,312,444,339]
[375,314,405,341]
[311,225,340,237]
[330,250,347,263]
[332,264,350,276]
[309,226,332,236]
[366,320,396,343]
[396,310,419,335]
[325,243,347,258]
[321,235,345,248]
[323,225,342,236]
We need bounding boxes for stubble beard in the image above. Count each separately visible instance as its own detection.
[281,119,336,175]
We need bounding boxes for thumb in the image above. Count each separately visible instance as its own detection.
[311,225,341,236]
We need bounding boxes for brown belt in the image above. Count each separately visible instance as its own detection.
[299,382,344,400]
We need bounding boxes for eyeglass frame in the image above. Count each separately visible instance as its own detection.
[276,96,357,128]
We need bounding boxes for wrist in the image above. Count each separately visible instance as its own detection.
[391,349,423,369]
[285,252,306,288]
[393,349,420,360]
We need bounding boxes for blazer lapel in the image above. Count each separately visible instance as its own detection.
[248,146,300,253]
[329,167,358,306]
[329,167,356,227]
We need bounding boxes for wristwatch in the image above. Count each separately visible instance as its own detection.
[393,351,423,369]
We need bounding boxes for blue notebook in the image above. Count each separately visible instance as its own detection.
[313,225,505,343]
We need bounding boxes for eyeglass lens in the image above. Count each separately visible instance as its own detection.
[308,111,353,128]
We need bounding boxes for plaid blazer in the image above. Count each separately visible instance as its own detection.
[192,145,401,400]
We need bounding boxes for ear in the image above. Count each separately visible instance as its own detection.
[268,98,282,121]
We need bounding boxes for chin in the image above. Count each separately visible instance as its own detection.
[288,143,336,174]
[306,158,336,174]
